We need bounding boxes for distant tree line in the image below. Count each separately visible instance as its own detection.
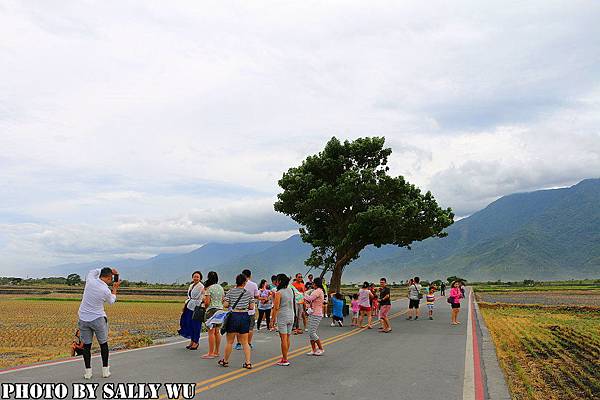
[0,274,83,286]
[0,275,190,288]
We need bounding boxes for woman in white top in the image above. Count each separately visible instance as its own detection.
[178,271,204,350]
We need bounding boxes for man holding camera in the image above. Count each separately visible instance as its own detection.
[78,267,120,379]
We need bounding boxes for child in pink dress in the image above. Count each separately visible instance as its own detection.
[350,294,360,327]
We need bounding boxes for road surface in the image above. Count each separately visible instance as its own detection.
[1,290,488,400]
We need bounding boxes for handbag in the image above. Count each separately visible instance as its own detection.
[188,282,205,321]
[447,296,455,304]
[220,289,247,335]
[192,305,206,322]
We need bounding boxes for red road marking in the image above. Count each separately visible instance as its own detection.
[471,296,485,400]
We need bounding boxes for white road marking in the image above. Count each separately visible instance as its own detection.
[463,290,475,400]
[0,338,189,375]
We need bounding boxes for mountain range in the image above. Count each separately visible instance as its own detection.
[46,178,600,283]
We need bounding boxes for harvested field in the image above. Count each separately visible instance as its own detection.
[480,303,600,400]
[476,290,600,307]
[0,297,183,370]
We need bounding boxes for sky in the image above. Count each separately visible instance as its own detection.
[1,1,600,275]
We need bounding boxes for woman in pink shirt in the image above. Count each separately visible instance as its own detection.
[303,277,325,356]
[449,281,464,325]
[357,282,374,329]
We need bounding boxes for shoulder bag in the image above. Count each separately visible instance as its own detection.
[414,284,423,300]
[191,284,206,322]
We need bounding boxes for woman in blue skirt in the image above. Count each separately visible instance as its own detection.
[178,271,204,350]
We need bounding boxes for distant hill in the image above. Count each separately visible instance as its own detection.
[371,178,600,281]
[45,179,600,283]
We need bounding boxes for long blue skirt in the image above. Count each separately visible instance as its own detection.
[178,308,201,343]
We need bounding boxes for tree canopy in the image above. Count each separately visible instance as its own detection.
[274,136,454,291]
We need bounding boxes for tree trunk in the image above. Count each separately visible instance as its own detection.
[319,268,328,280]
[329,262,345,293]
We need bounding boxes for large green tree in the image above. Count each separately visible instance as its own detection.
[274,137,454,292]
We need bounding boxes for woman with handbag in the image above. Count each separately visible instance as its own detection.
[178,271,204,350]
[202,271,224,359]
[218,274,255,369]
[303,277,325,356]
[449,280,464,325]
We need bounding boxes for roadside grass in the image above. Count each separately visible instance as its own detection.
[479,303,600,400]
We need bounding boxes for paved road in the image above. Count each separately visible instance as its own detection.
[1,293,480,400]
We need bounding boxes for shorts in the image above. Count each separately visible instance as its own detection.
[409,299,420,309]
[226,312,251,334]
[352,311,359,318]
[359,305,371,312]
[426,303,434,310]
[79,317,108,344]
[451,303,461,309]
[378,305,391,318]
[277,318,294,335]
[332,315,343,322]
[247,313,256,329]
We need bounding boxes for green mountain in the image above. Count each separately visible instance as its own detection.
[360,178,600,281]
[46,179,600,283]
[211,179,600,282]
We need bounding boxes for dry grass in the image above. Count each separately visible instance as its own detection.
[480,303,600,400]
[0,297,183,370]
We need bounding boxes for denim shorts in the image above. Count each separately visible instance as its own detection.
[226,312,250,334]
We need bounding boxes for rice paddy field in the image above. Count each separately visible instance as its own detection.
[476,285,600,400]
[0,293,183,370]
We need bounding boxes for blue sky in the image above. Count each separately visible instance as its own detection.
[1,1,600,275]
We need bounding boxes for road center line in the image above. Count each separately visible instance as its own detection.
[184,310,408,398]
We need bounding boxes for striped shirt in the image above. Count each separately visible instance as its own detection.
[224,287,255,310]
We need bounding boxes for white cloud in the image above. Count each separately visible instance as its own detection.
[1,0,599,273]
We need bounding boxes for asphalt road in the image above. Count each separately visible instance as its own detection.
[1,295,474,400]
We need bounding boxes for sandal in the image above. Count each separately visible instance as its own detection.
[242,362,253,369]
[218,359,229,367]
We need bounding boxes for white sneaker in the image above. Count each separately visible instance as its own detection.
[314,349,324,356]
[330,322,336,327]
[83,368,92,379]
[337,321,344,327]
[102,366,111,378]
[306,351,315,356]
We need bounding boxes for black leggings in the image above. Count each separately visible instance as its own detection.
[256,309,271,330]
[82,342,109,368]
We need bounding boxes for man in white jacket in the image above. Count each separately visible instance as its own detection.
[78,267,120,379]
